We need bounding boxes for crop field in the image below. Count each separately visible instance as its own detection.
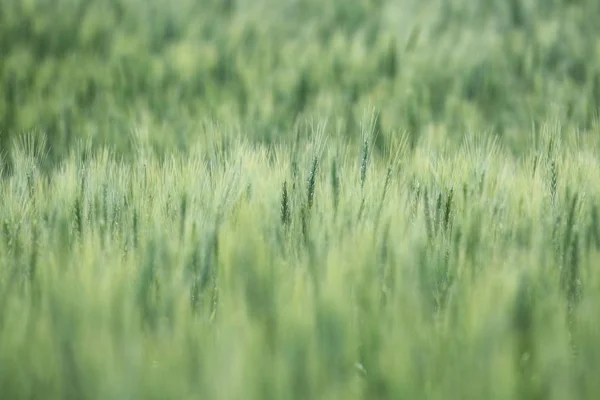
[1,0,600,399]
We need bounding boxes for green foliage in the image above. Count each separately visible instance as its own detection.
[1,0,600,399]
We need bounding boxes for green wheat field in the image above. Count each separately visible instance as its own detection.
[2,0,600,399]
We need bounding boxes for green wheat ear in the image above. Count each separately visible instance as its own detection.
[423,187,433,241]
[589,203,600,250]
[307,155,318,211]
[549,159,558,206]
[443,188,454,234]
[435,191,443,236]
[179,192,188,239]
[360,135,369,190]
[280,180,290,227]
[330,159,340,215]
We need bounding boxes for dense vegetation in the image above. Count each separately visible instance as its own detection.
[1,0,600,399]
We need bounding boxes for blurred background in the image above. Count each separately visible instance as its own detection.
[1,0,599,161]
